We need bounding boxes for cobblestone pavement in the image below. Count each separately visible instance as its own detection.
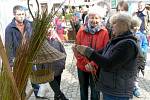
[28,43,150,100]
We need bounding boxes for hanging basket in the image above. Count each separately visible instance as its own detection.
[30,66,54,84]
[32,39,66,64]
[30,39,66,84]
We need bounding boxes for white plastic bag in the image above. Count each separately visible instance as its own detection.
[37,83,49,97]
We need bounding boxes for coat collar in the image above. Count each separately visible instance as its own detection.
[111,31,137,43]
[9,18,31,28]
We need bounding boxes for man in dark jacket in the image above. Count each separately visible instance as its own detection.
[5,5,45,99]
[134,1,150,34]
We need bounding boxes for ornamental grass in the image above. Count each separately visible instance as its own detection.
[0,36,21,100]
[0,0,66,99]
[13,9,53,100]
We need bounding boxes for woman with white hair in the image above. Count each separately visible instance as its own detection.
[73,12,139,100]
[72,6,109,100]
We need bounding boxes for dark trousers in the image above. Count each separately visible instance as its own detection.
[77,68,100,100]
[31,75,62,98]
[49,75,62,96]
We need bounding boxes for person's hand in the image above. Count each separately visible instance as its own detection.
[85,63,95,72]
[9,65,13,72]
[9,59,14,72]
[72,44,78,57]
[72,44,87,55]
[73,44,88,55]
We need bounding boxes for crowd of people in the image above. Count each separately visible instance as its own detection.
[73,1,150,100]
[4,0,150,100]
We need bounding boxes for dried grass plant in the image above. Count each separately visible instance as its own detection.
[0,35,21,100]
[13,7,54,100]
[0,0,66,99]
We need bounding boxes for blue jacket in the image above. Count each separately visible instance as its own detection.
[134,31,148,56]
[5,18,32,65]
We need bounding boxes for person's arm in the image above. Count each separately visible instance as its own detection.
[5,27,14,67]
[141,34,148,54]
[87,41,137,71]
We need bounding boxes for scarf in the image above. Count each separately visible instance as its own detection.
[84,21,103,34]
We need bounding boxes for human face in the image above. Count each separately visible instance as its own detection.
[112,21,120,36]
[14,10,25,23]
[117,6,125,12]
[138,2,145,11]
[112,21,128,37]
[88,14,101,27]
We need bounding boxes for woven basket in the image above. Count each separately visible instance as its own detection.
[30,39,65,84]
[30,67,54,84]
[32,39,66,64]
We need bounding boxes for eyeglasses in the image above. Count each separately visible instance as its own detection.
[15,13,25,16]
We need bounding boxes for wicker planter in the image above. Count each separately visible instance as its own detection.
[30,67,54,84]
[32,39,66,64]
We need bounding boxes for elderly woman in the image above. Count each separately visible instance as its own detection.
[73,12,139,100]
[72,6,109,100]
